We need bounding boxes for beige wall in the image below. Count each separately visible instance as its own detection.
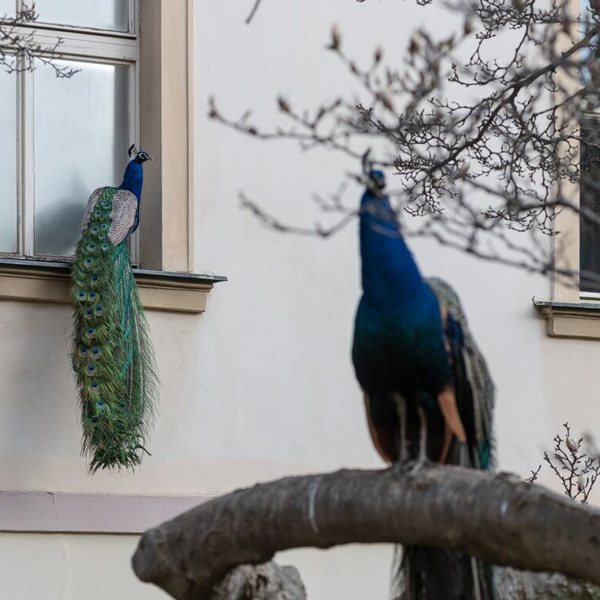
[1,0,600,598]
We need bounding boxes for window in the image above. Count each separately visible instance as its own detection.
[580,116,600,292]
[579,0,600,292]
[0,0,195,282]
[0,0,138,260]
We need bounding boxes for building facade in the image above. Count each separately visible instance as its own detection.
[0,1,597,598]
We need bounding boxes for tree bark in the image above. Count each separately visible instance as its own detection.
[209,563,306,600]
[132,465,600,599]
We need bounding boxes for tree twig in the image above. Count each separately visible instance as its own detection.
[245,0,263,24]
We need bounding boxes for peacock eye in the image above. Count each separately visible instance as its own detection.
[86,364,97,377]
[77,290,87,301]
[100,243,109,252]
[95,400,106,410]
[118,400,127,409]
[91,346,101,360]
[91,226,99,235]
[85,308,94,319]
[90,415,99,424]
[94,304,104,316]
[88,380,100,394]
[93,210,101,218]
[79,346,88,358]
[100,223,109,232]
[86,327,96,339]
[87,243,96,252]
[90,274,98,283]
[84,257,94,268]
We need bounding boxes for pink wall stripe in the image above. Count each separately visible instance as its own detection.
[0,492,209,534]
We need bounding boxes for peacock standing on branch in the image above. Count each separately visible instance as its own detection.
[352,170,495,600]
[70,145,158,472]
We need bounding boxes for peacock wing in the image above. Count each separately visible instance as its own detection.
[425,276,495,470]
[108,189,138,246]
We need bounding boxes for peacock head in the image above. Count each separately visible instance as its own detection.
[128,144,152,163]
[366,169,386,192]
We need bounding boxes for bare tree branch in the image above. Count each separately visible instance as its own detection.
[132,465,600,599]
[0,1,78,77]
[213,0,600,286]
[245,0,263,25]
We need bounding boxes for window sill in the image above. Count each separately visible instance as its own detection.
[534,298,600,340]
[0,259,226,314]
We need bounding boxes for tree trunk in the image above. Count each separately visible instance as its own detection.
[132,465,600,599]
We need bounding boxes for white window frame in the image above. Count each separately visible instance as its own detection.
[1,0,140,263]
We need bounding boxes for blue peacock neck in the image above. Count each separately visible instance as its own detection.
[119,158,144,202]
[119,158,144,234]
[359,191,425,311]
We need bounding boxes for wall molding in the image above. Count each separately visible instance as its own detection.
[0,491,210,534]
[0,259,226,314]
[534,299,600,340]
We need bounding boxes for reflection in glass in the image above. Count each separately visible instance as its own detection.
[0,65,17,253]
[34,59,130,256]
[35,0,128,32]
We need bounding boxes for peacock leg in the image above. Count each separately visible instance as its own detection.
[412,406,429,472]
[392,393,408,463]
[437,386,467,443]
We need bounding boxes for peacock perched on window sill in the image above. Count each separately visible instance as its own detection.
[352,170,495,600]
[70,145,158,472]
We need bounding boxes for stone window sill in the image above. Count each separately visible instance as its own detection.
[534,299,600,340]
[0,259,226,314]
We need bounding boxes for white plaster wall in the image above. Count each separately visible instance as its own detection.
[1,0,600,598]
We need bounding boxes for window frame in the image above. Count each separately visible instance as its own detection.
[0,0,198,314]
[1,0,196,273]
[1,0,140,262]
[536,0,600,338]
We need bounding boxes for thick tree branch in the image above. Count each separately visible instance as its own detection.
[132,464,600,599]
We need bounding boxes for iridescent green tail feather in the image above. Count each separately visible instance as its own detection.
[71,187,157,471]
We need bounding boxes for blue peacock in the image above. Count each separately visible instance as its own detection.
[70,145,158,472]
[352,170,495,600]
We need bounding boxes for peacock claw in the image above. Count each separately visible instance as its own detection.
[409,456,430,475]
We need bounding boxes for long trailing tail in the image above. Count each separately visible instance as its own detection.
[71,187,157,471]
[391,439,495,600]
[392,277,496,600]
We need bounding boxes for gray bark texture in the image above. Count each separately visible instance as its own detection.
[131,465,600,599]
[494,568,600,599]
[209,563,306,600]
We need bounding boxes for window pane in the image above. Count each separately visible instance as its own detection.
[35,0,129,32]
[0,65,17,253]
[34,59,130,257]
[0,0,15,18]
[580,117,600,292]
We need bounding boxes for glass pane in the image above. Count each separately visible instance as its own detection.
[0,63,17,253]
[34,59,130,257]
[580,117,600,292]
[35,0,129,32]
[0,0,15,18]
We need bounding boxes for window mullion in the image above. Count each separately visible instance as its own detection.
[129,61,140,266]
[129,0,138,35]
[20,64,34,257]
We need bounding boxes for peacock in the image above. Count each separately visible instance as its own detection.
[351,170,495,600]
[70,145,158,472]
